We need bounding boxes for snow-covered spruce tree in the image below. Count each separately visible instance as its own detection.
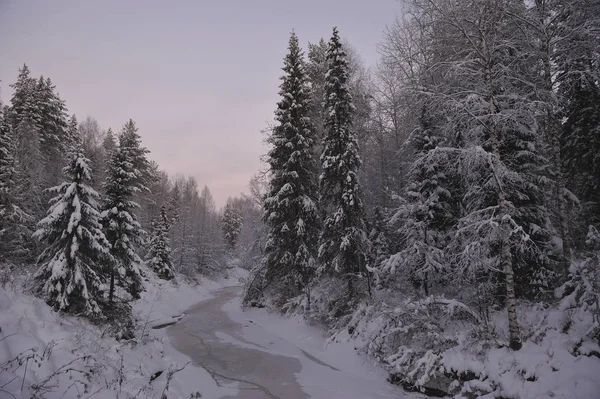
[262,32,320,298]
[66,114,79,152]
[559,0,600,234]
[0,103,28,263]
[9,64,45,226]
[307,38,328,146]
[33,148,112,318]
[98,127,117,195]
[102,127,117,156]
[35,76,70,188]
[558,225,600,341]
[146,205,174,280]
[367,206,392,288]
[382,107,458,297]
[102,120,150,303]
[221,201,243,250]
[318,27,368,296]
[0,104,16,230]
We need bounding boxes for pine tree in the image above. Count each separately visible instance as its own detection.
[102,120,150,302]
[146,205,175,280]
[33,148,111,318]
[318,27,368,295]
[263,32,320,295]
[221,201,243,250]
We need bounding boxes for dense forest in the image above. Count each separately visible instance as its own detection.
[0,63,262,315]
[1,0,599,398]
[243,0,600,397]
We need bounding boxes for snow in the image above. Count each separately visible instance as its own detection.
[221,294,414,398]
[0,271,242,399]
[3,267,596,399]
[342,292,600,399]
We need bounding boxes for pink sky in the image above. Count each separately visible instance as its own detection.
[0,0,400,207]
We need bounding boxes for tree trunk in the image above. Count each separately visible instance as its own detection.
[109,267,115,304]
[486,61,522,350]
[555,161,572,276]
[539,24,572,276]
[500,228,522,350]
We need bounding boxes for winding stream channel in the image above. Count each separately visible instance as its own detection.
[168,286,410,399]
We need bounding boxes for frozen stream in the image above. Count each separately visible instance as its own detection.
[168,285,412,399]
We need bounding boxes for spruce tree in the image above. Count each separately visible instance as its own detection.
[318,27,368,295]
[559,0,600,232]
[33,148,111,318]
[147,205,175,280]
[102,121,149,302]
[10,65,45,224]
[36,76,69,188]
[307,38,328,146]
[0,103,28,262]
[383,108,457,296]
[221,201,243,250]
[367,206,392,288]
[66,114,79,152]
[119,119,153,194]
[9,65,40,127]
[0,104,15,210]
[102,128,117,155]
[263,32,320,295]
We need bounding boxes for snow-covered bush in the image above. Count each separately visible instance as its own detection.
[556,225,600,344]
[241,262,267,309]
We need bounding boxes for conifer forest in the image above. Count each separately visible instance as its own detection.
[0,1,599,398]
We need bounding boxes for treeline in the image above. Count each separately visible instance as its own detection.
[249,0,600,360]
[0,65,247,319]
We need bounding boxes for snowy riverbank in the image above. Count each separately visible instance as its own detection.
[0,270,243,399]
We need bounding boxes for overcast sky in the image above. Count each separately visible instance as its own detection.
[0,0,400,207]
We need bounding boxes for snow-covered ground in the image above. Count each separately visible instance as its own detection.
[221,292,415,398]
[4,267,596,399]
[332,293,600,399]
[0,270,243,399]
[0,268,412,399]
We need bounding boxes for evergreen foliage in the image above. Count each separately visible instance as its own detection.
[263,32,320,296]
[147,205,175,280]
[318,27,368,293]
[0,103,29,262]
[221,201,243,250]
[102,121,150,302]
[33,149,111,318]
